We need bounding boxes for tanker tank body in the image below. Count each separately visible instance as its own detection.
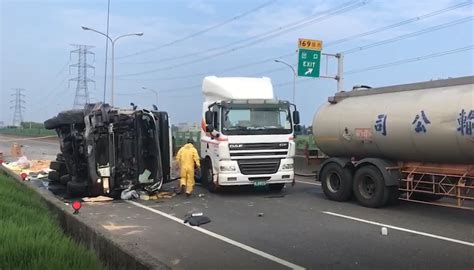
[312,76,474,209]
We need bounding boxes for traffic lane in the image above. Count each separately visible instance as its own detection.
[297,180,474,242]
[0,134,59,161]
[152,180,474,244]
[137,181,473,269]
[77,200,289,270]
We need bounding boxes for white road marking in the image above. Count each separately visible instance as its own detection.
[295,180,321,186]
[323,211,474,247]
[127,200,305,270]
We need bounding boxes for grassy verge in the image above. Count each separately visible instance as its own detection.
[0,174,104,270]
[0,127,56,137]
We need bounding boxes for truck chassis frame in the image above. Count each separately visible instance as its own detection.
[395,163,474,210]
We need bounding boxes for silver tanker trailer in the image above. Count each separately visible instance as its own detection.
[313,76,474,209]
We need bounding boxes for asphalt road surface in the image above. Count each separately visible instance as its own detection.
[2,134,473,269]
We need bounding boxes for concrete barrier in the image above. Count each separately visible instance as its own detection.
[0,165,170,270]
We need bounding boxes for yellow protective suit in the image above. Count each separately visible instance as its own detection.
[176,143,201,194]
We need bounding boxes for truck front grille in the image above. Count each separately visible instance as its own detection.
[237,159,281,175]
[229,142,288,151]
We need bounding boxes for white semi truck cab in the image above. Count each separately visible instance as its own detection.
[200,76,301,192]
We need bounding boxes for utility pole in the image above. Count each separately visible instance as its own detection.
[82,26,143,106]
[69,44,95,109]
[10,88,25,127]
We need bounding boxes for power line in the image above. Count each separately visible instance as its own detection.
[272,45,474,88]
[250,16,473,76]
[120,1,360,65]
[116,1,367,77]
[327,0,473,47]
[117,0,277,59]
[342,16,474,54]
[117,0,472,82]
[345,45,474,75]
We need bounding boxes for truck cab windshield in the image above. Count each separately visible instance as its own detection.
[222,104,292,135]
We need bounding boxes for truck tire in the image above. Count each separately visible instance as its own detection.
[202,159,218,193]
[269,183,285,192]
[353,166,390,208]
[45,110,85,129]
[60,174,71,186]
[67,181,88,198]
[44,116,61,130]
[50,161,67,176]
[320,163,353,202]
[57,110,85,125]
[48,171,60,182]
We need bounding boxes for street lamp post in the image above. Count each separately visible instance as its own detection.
[82,26,143,106]
[274,59,296,104]
[142,87,158,106]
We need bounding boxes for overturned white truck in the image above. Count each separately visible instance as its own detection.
[313,76,474,209]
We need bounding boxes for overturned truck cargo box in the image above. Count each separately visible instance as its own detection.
[45,103,173,197]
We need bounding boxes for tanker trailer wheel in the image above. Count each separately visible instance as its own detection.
[320,163,353,201]
[353,166,390,208]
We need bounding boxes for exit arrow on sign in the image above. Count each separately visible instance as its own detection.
[297,49,321,78]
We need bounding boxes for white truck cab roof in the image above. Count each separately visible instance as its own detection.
[202,76,275,102]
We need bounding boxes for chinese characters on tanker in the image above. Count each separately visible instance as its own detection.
[412,110,431,133]
[372,110,473,136]
[457,109,474,136]
[374,114,387,136]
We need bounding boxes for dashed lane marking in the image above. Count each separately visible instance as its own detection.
[127,200,306,270]
[323,211,474,247]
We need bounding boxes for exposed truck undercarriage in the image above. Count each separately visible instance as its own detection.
[45,103,172,197]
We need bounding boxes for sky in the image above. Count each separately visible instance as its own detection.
[1,0,473,126]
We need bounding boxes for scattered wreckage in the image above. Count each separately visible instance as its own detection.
[44,103,173,197]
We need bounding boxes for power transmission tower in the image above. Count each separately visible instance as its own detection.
[69,44,95,109]
[10,88,26,127]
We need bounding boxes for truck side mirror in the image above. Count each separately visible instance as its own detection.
[205,111,213,125]
[293,111,300,125]
[206,124,213,132]
[294,125,301,132]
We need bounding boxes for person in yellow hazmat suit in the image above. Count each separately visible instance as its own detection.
[176,139,201,197]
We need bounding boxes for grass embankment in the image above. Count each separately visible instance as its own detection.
[0,174,103,270]
[0,127,56,137]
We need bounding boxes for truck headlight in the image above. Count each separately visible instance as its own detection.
[220,165,236,172]
[282,164,293,170]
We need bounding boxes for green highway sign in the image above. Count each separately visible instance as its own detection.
[297,48,321,78]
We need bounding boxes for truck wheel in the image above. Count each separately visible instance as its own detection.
[67,181,88,198]
[48,171,60,182]
[320,163,353,201]
[202,159,218,193]
[353,166,389,208]
[50,161,67,176]
[269,183,285,192]
[60,174,71,185]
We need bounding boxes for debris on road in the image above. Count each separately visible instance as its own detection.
[198,193,205,198]
[258,212,264,217]
[121,187,139,200]
[184,214,211,226]
[2,158,51,179]
[83,196,114,203]
[381,227,388,236]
